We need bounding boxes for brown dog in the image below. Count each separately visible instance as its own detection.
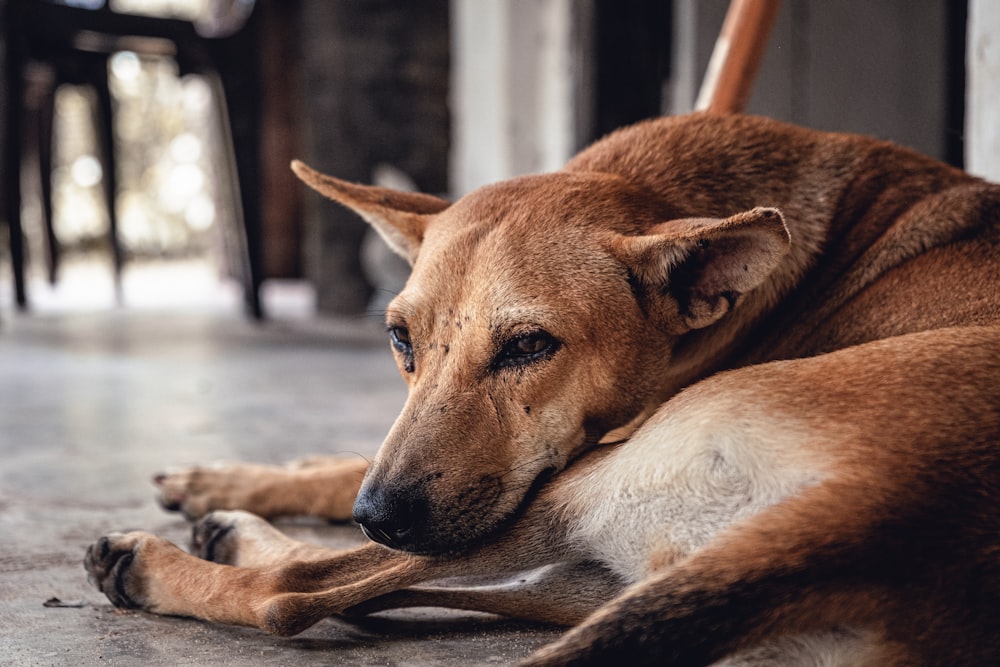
[86,113,1000,666]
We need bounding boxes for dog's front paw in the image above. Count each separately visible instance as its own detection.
[191,510,297,568]
[84,532,157,610]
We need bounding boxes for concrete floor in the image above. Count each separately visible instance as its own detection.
[0,307,561,666]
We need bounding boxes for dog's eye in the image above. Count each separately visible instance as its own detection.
[493,331,560,370]
[389,326,415,372]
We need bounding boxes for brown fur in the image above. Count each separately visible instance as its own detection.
[87,113,1000,665]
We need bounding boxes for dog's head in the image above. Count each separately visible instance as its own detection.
[293,161,789,554]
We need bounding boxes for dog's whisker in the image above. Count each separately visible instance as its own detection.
[338,450,373,466]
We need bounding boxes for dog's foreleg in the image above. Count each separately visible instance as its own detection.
[154,456,368,520]
[86,461,592,635]
[344,561,624,626]
[188,509,613,624]
[84,530,431,634]
[325,455,625,625]
[83,527,573,636]
[189,510,346,567]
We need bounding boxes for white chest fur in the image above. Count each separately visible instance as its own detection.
[561,386,827,582]
[554,384,877,666]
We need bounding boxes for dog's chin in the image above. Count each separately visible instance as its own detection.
[359,522,491,557]
[369,465,559,557]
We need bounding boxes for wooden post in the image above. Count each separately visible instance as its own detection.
[695,0,782,114]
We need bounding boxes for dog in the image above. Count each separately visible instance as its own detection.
[85,112,1000,666]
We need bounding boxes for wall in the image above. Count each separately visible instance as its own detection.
[669,0,956,162]
[298,0,450,314]
[451,0,583,196]
[451,0,965,200]
[967,0,1000,181]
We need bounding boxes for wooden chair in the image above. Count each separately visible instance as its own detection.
[3,0,265,318]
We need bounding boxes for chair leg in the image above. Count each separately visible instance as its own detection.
[38,84,59,285]
[216,71,264,320]
[93,63,123,303]
[3,45,28,310]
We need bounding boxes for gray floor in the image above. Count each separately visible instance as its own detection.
[0,309,560,666]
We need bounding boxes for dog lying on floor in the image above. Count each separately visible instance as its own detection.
[86,113,1000,666]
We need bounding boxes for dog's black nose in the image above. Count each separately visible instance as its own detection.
[352,484,424,551]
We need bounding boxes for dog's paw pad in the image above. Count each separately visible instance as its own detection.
[191,510,297,567]
[190,512,238,563]
[84,532,149,609]
[190,510,275,564]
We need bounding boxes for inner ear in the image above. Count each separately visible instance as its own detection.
[291,160,451,264]
[611,207,790,331]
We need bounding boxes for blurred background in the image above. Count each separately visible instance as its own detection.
[1,0,998,320]
[2,6,1000,662]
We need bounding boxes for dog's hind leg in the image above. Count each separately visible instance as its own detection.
[520,476,903,666]
[521,441,1000,667]
[154,456,368,521]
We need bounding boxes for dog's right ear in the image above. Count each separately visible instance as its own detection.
[291,160,451,264]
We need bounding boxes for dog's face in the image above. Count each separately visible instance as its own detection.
[293,161,789,554]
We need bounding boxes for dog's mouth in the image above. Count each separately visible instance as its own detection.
[359,523,404,549]
[428,463,558,557]
[356,463,559,556]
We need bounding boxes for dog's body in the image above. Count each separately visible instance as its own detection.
[87,114,1000,665]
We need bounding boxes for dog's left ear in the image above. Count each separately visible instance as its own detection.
[291,160,451,264]
[608,207,790,332]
